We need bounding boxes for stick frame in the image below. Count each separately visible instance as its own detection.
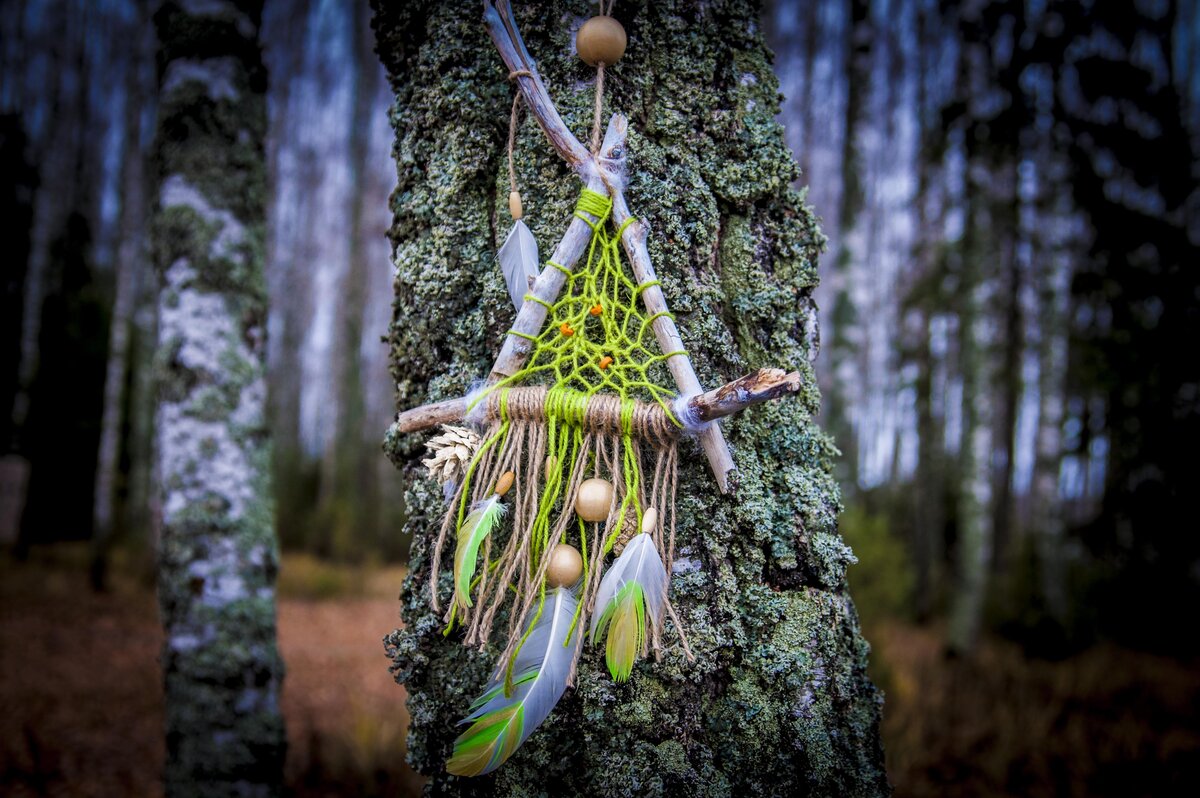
[481,0,740,491]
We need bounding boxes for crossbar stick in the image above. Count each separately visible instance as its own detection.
[392,368,801,435]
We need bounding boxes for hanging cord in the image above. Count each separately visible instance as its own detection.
[590,65,605,155]
[508,70,532,196]
[589,0,617,154]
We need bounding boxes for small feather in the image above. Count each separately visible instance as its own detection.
[453,495,505,611]
[589,533,668,682]
[498,219,539,311]
[446,587,579,776]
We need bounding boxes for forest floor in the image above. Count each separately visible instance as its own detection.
[0,545,422,798]
[2,545,1198,797]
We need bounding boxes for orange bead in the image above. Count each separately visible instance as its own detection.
[590,303,603,316]
[599,356,613,369]
[560,323,575,337]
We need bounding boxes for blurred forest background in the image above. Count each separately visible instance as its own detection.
[1,0,1198,796]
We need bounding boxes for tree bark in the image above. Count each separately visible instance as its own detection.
[151,1,285,795]
[947,154,994,656]
[375,1,888,795]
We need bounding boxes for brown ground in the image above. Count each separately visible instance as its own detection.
[0,547,421,797]
[2,546,1198,796]
[872,623,1200,797]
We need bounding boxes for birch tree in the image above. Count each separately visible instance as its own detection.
[151,1,284,794]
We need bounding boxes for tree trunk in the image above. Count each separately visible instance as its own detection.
[989,159,1022,577]
[375,1,888,795]
[947,165,993,656]
[151,1,285,795]
[92,12,156,589]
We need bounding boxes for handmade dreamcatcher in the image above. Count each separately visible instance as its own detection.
[394,1,801,777]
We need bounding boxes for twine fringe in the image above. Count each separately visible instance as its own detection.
[427,399,690,679]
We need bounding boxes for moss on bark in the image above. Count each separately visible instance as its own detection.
[152,2,284,796]
[375,1,888,794]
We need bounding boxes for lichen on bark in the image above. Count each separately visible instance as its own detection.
[375,1,888,795]
[152,2,285,795]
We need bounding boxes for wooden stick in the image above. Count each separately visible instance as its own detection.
[605,173,737,491]
[393,397,465,435]
[391,368,801,435]
[489,122,627,381]
[487,2,591,174]
[481,0,740,491]
[680,368,801,425]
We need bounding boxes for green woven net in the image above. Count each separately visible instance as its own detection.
[484,188,684,418]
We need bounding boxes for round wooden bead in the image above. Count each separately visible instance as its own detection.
[494,470,515,497]
[546,543,583,588]
[576,16,627,67]
[575,477,613,522]
[508,190,523,220]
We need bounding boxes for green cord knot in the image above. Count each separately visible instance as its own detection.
[574,188,612,227]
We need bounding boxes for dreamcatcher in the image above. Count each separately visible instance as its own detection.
[393,1,801,776]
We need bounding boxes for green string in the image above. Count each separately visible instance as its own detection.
[477,188,685,422]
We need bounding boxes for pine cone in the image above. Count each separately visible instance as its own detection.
[422,425,481,485]
[612,507,639,555]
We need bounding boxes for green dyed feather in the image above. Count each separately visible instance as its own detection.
[446,587,578,776]
[453,494,505,611]
[595,582,645,681]
[589,532,667,682]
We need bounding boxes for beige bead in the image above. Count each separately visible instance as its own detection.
[509,190,523,220]
[575,477,613,522]
[494,470,515,497]
[640,507,657,534]
[545,455,558,479]
[545,543,584,588]
[576,16,627,67]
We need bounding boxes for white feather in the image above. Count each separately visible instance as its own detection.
[497,219,540,311]
[589,533,668,641]
[464,586,578,727]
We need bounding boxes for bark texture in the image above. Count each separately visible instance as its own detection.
[152,1,285,795]
[376,1,888,794]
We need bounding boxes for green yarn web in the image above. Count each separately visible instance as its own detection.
[489,188,684,417]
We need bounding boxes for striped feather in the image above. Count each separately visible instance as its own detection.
[446,587,579,776]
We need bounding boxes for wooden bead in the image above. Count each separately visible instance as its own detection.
[575,477,613,522]
[545,455,558,479]
[640,507,657,534]
[545,543,583,588]
[508,190,523,220]
[576,16,626,67]
[494,470,515,497]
